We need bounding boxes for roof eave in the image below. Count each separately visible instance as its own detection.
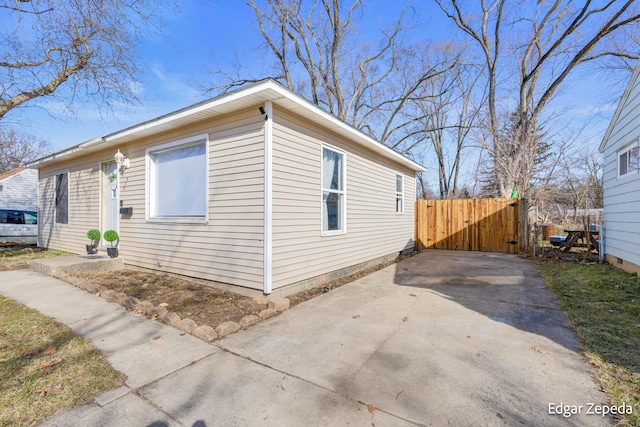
[27,137,106,168]
[262,83,426,172]
[27,79,425,172]
[598,60,640,153]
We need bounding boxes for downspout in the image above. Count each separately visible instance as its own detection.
[263,101,273,294]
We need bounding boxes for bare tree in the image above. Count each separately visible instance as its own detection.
[209,0,460,158]
[0,0,170,120]
[417,64,483,199]
[0,128,50,174]
[435,0,640,199]
[559,150,603,215]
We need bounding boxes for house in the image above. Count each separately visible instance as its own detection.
[0,167,38,211]
[598,62,640,275]
[30,79,425,295]
[0,167,39,244]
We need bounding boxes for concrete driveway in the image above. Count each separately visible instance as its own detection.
[6,250,611,426]
[143,250,609,426]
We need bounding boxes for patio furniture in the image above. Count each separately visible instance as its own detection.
[559,229,599,253]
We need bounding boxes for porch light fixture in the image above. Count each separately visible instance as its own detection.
[114,149,130,173]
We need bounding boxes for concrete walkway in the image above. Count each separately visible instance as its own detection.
[0,251,613,426]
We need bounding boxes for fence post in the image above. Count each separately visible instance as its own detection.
[414,201,419,251]
[414,200,424,251]
[519,198,529,250]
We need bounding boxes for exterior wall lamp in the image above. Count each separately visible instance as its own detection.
[114,149,130,173]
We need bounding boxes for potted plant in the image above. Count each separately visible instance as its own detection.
[103,229,119,258]
[86,229,100,254]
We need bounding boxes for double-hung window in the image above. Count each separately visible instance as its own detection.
[618,141,639,178]
[55,171,68,224]
[396,173,404,213]
[147,135,208,222]
[322,145,345,234]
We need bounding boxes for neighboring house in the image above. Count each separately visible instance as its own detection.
[0,167,38,211]
[598,62,640,275]
[30,79,425,295]
[0,167,38,244]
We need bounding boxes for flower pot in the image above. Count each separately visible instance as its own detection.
[86,244,98,255]
[107,247,118,258]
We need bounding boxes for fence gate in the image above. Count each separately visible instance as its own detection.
[415,198,527,254]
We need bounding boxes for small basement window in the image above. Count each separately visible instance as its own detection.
[618,141,639,178]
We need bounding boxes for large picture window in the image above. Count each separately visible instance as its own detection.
[322,146,345,234]
[618,141,639,178]
[147,135,207,220]
[396,173,404,214]
[55,172,68,224]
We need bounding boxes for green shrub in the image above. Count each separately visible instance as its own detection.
[87,229,101,242]
[103,230,119,247]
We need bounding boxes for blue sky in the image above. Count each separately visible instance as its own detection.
[4,0,627,182]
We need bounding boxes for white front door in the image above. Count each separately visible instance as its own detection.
[102,162,119,242]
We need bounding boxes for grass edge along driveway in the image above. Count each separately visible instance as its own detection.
[536,260,640,427]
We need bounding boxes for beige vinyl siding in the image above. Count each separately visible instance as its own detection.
[271,106,415,288]
[38,109,266,290]
[601,71,640,268]
[39,158,102,252]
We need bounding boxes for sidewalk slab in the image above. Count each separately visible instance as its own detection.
[39,392,179,427]
[139,349,416,427]
[0,270,123,324]
[70,309,220,389]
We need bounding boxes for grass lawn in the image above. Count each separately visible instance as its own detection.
[0,295,125,427]
[537,260,640,427]
[0,247,71,271]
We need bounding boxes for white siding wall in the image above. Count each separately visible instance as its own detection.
[602,72,640,268]
[39,109,266,290]
[271,107,415,288]
[0,168,38,211]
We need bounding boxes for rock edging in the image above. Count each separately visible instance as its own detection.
[51,272,290,343]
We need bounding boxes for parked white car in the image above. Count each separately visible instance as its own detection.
[0,209,38,245]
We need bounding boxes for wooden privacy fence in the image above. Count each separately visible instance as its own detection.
[415,198,528,254]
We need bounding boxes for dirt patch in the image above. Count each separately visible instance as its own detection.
[523,240,601,264]
[72,270,264,327]
[69,255,408,330]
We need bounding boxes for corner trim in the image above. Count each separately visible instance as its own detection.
[263,101,273,294]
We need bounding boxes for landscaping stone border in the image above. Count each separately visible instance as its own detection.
[51,271,290,343]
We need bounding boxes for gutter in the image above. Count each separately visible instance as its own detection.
[27,136,106,168]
